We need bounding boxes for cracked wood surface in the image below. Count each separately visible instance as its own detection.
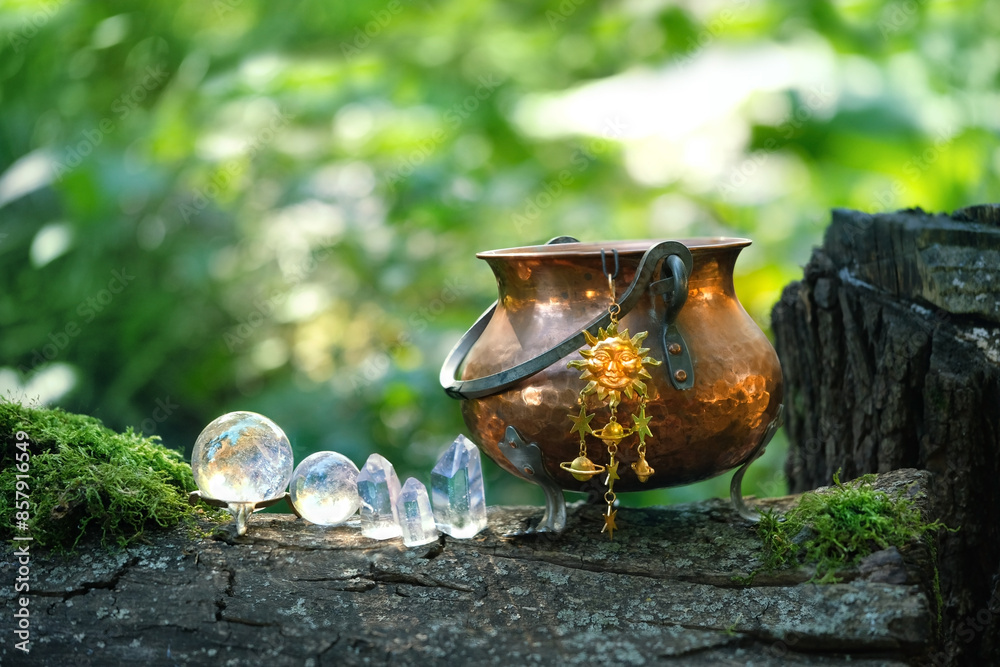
[2,469,936,666]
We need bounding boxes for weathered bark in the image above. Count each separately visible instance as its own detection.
[2,469,938,666]
[772,206,1000,666]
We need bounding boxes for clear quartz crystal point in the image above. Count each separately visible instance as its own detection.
[192,411,294,504]
[289,452,361,526]
[431,434,487,538]
[397,478,439,547]
[357,453,402,539]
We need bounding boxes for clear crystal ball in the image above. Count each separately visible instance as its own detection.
[290,451,361,525]
[191,411,294,503]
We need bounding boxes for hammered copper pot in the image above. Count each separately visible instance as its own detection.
[443,238,783,494]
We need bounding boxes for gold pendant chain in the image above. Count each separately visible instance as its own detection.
[560,249,662,539]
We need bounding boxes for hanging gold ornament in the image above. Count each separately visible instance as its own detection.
[560,251,662,539]
[560,405,605,481]
[631,403,655,482]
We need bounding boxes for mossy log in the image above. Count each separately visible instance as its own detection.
[2,469,940,666]
[771,206,1000,667]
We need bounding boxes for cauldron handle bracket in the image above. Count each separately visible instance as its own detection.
[730,404,785,522]
[653,253,695,390]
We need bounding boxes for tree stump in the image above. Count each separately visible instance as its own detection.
[772,206,1000,666]
[2,469,940,666]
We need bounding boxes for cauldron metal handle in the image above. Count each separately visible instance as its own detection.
[440,239,694,400]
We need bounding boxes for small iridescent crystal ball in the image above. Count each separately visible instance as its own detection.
[290,452,361,526]
[191,411,294,503]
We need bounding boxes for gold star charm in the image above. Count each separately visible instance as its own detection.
[632,406,652,442]
[568,405,595,438]
[602,506,618,540]
[606,456,620,485]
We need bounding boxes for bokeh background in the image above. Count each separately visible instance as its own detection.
[1,0,996,508]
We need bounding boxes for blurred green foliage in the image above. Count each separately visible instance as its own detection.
[1,0,996,508]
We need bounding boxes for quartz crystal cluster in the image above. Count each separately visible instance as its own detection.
[431,434,487,538]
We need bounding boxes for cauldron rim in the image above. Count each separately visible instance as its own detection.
[477,237,750,259]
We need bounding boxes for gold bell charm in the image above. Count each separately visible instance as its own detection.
[632,455,654,483]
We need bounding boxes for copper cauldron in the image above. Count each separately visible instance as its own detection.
[441,238,783,530]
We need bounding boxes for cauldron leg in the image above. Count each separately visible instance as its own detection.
[498,426,567,534]
[730,404,785,522]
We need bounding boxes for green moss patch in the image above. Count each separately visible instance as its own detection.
[1,399,205,550]
[757,471,948,583]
